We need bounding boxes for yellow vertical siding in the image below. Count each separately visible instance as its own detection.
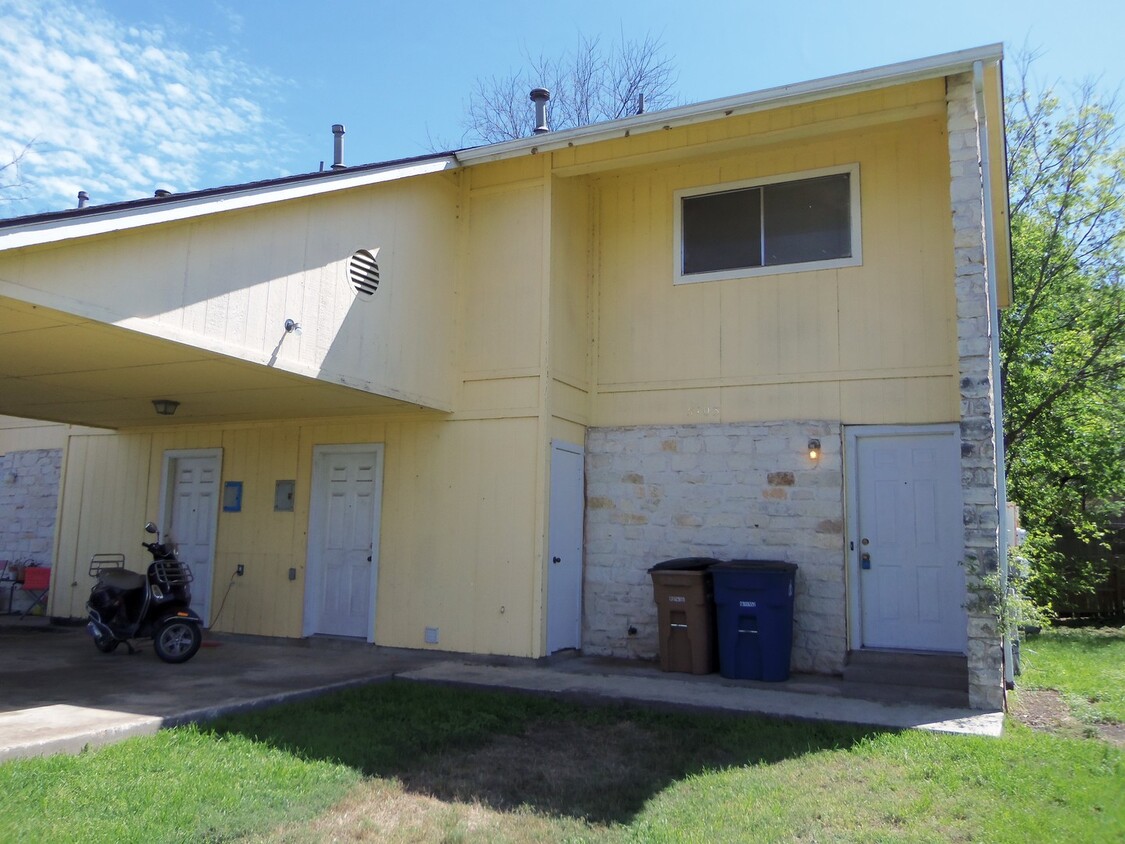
[379,417,540,656]
[0,417,107,450]
[51,414,544,654]
[1,175,461,413]
[210,425,304,636]
[549,175,592,395]
[589,115,958,426]
[459,181,545,377]
[51,432,153,618]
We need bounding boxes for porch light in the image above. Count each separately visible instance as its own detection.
[152,399,180,416]
[807,438,821,460]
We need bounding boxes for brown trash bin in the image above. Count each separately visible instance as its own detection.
[649,558,719,674]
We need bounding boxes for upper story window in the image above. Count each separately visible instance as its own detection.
[673,164,861,284]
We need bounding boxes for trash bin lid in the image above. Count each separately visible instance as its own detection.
[710,559,797,573]
[648,557,721,572]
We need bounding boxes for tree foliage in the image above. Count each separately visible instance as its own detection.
[461,33,677,144]
[1002,59,1125,611]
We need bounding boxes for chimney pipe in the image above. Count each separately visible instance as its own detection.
[530,88,550,135]
[77,191,89,209]
[331,124,346,169]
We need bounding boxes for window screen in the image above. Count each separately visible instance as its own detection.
[679,171,854,278]
[763,174,851,266]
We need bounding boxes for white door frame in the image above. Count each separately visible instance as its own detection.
[303,443,384,642]
[157,448,223,626]
[844,424,963,652]
[547,439,585,653]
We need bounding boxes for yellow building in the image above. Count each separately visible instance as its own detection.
[0,45,1011,708]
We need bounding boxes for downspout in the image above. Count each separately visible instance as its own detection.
[973,60,1013,690]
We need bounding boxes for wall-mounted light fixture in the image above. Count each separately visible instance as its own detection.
[807,438,821,460]
[284,318,302,335]
[152,399,180,416]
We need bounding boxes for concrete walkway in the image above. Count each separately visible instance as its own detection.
[0,621,1003,762]
[399,661,1004,736]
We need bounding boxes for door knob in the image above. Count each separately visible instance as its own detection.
[552,556,561,564]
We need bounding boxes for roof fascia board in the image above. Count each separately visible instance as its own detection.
[0,157,458,251]
[455,43,1004,165]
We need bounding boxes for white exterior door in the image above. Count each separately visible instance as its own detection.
[304,445,383,640]
[547,441,584,653]
[848,427,966,653]
[163,451,221,626]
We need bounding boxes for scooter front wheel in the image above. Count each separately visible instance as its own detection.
[153,618,202,664]
[94,636,119,654]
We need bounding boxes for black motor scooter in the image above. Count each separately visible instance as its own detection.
[85,522,204,663]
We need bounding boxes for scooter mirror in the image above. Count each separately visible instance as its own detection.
[144,521,158,534]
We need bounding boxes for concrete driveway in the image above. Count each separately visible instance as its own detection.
[0,620,444,760]
[0,619,1005,762]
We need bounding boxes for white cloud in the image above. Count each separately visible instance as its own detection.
[0,0,293,217]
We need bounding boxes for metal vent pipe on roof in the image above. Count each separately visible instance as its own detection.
[530,88,550,134]
[331,124,346,169]
[77,191,89,208]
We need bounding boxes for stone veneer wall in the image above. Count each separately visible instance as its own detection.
[0,449,62,565]
[583,421,845,675]
[947,71,1005,710]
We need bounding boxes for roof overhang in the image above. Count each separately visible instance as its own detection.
[454,43,1004,165]
[0,44,1003,254]
[0,155,459,251]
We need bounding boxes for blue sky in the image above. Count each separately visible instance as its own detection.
[2,0,1122,217]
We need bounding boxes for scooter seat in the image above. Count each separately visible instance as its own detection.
[100,569,146,591]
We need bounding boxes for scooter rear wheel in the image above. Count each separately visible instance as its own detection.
[153,618,202,664]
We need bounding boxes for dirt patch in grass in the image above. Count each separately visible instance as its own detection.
[1011,689,1088,736]
[1010,688,1124,746]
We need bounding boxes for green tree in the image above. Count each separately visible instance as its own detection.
[1002,61,1125,612]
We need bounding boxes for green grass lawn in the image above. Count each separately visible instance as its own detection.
[1,679,1121,843]
[1018,625,1125,724]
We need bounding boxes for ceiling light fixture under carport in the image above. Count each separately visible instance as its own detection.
[152,399,180,416]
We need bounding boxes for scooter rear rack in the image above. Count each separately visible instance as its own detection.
[89,553,126,577]
[151,559,193,587]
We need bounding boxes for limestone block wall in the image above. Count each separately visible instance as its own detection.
[0,448,62,565]
[583,421,845,675]
[947,72,1005,710]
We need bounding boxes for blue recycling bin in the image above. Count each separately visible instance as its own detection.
[710,560,798,681]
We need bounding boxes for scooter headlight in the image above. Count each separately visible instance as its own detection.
[151,583,164,600]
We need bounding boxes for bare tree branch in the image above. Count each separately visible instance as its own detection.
[460,33,678,145]
[0,140,34,203]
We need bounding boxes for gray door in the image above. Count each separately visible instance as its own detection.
[547,442,584,653]
[853,430,966,652]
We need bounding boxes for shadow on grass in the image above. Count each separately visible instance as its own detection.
[211,679,882,825]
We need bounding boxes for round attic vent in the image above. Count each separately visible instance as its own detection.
[348,248,380,297]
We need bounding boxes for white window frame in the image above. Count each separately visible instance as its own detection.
[673,163,862,285]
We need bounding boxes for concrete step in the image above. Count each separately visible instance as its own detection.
[844,650,968,693]
[838,678,970,709]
